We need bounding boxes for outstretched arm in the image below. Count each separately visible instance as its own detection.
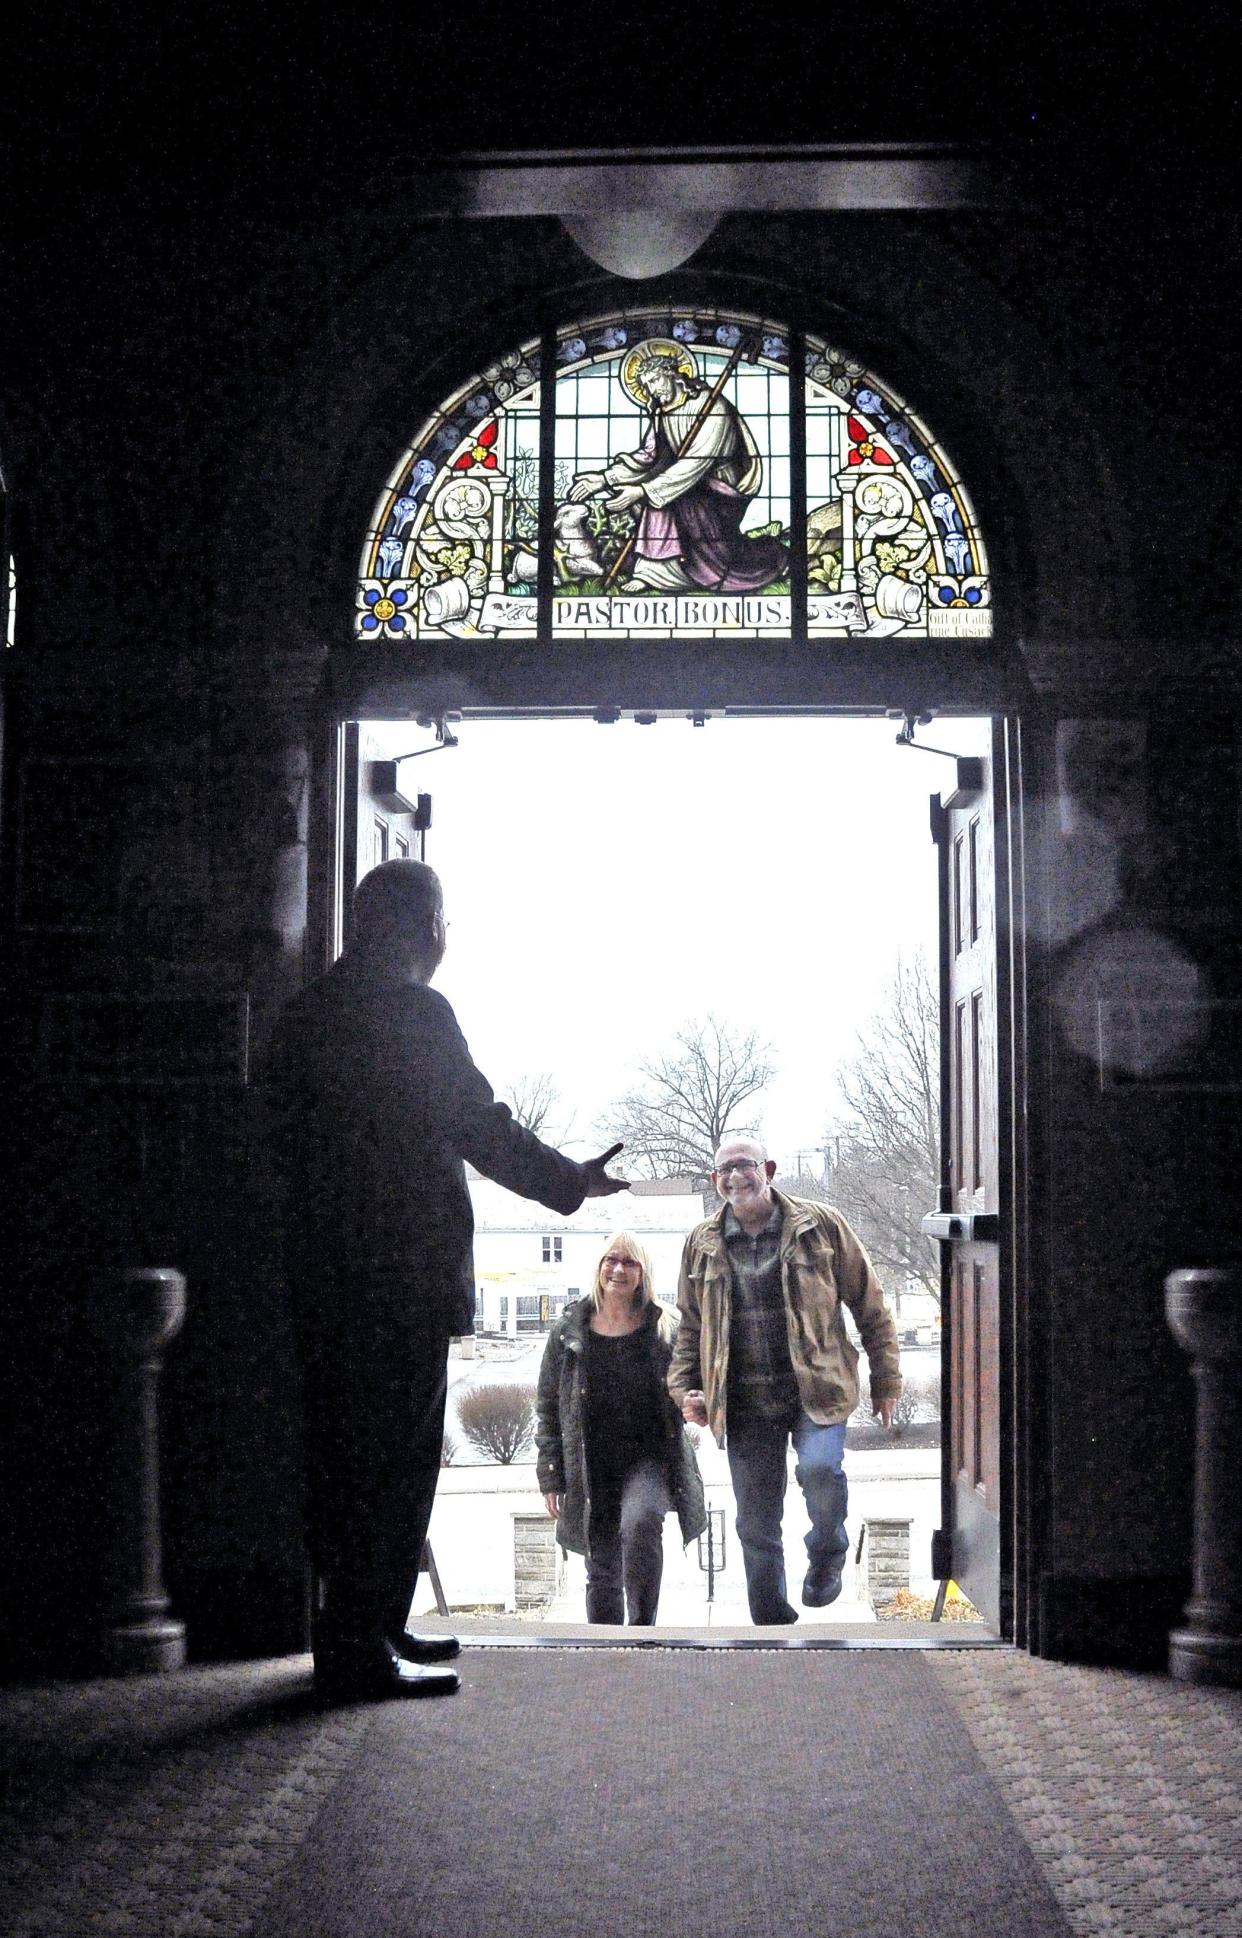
[580,1141,629,1197]
[412,988,616,1214]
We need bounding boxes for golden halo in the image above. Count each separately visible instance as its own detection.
[620,338,698,408]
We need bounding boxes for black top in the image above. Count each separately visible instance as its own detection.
[584,1326,668,1489]
[268,954,587,1334]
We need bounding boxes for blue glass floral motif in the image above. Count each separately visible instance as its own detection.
[359,585,411,634]
[930,491,964,536]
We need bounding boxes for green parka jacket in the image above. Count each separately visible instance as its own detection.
[667,1190,903,1446]
[535,1298,708,1558]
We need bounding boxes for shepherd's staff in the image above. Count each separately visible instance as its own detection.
[602,335,754,591]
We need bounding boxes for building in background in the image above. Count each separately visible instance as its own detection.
[469,1177,700,1336]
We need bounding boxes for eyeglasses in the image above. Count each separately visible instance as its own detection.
[602,1255,640,1270]
[716,1159,761,1178]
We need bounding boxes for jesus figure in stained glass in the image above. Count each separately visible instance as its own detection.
[567,340,787,595]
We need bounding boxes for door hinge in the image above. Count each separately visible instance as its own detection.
[931,1528,953,1581]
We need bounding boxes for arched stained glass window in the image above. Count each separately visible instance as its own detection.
[357,307,990,645]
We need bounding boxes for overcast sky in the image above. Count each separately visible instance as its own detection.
[370,712,988,1174]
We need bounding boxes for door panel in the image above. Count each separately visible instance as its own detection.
[928,732,1003,1631]
[336,723,429,955]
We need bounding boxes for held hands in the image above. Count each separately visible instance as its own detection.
[581,1142,629,1198]
[681,1390,708,1427]
[873,1396,897,1429]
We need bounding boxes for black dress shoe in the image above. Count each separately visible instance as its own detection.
[397,1628,462,1664]
[802,1556,846,1608]
[314,1640,460,1704]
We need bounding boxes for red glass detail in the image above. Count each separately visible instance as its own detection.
[453,418,500,471]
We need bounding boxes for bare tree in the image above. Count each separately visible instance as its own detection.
[600,1017,775,1186]
[504,1071,575,1144]
[454,1382,537,1465]
[824,952,940,1301]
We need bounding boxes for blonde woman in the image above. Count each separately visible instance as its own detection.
[535,1232,706,1625]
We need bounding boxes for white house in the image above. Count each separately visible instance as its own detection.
[468,1176,705,1336]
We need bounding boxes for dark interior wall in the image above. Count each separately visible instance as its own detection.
[1,116,1239,1670]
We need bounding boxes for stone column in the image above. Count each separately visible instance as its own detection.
[836,469,859,595]
[95,1268,188,1673]
[512,1511,563,1614]
[486,471,511,597]
[1165,1267,1242,1686]
[865,1518,911,1607]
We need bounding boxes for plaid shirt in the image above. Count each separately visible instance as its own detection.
[723,1202,800,1421]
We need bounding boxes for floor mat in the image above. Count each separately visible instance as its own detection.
[254,1648,1072,1938]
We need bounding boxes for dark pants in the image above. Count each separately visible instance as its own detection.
[585,1457,672,1625]
[296,1274,449,1660]
[726,1411,849,1625]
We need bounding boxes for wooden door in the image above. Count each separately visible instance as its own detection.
[335,724,430,954]
[926,730,1004,1630]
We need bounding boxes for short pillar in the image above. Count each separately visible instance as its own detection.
[512,1511,563,1614]
[865,1518,911,1606]
[94,1267,188,1673]
[1165,1267,1242,1686]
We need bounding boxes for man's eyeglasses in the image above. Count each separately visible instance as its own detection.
[716,1159,761,1178]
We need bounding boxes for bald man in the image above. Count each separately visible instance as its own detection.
[270,860,626,1700]
[669,1135,901,1626]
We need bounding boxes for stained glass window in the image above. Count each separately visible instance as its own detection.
[356,309,990,645]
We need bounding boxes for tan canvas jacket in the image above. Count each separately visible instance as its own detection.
[667,1190,903,1445]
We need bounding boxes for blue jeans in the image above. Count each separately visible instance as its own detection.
[726,1412,848,1625]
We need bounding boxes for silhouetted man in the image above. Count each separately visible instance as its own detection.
[270,860,626,1700]
[669,1135,900,1626]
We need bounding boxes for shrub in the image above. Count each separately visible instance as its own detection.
[853,1369,941,1436]
[454,1381,537,1465]
[440,1426,460,1467]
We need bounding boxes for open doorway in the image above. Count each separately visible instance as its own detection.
[331,710,1002,1642]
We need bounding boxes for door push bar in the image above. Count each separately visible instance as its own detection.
[921,1210,1001,1243]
